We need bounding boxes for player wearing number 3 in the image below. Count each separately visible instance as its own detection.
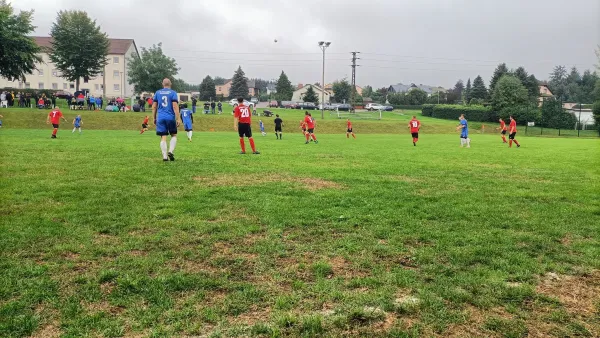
[152,78,182,161]
[233,97,260,154]
[408,116,421,146]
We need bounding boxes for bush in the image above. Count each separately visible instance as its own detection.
[499,105,541,125]
[593,101,600,131]
[469,98,485,105]
[421,104,496,122]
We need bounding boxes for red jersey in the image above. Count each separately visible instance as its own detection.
[304,116,315,129]
[509,120,517,133]
[347,121,352,129]
[409,119,421,133]
[300,121,307,129]
[500,120,507,131]
[143,117,149,124]
[48,109,63,124]
[234,104,252,124]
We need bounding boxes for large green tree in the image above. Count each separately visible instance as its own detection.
[407,88,428,105]
[362,85,374,98]
[127,43,179,93]
[470,75,488,101]
[213,76,227,85]
[489,63,509,93]
[465,78,472,103]
[491,75,529,111]
[303,85,319,104]
[332,79,352,103]
[548,65,568,101]
[275,71,294,101]
[513,66,539,101]
[198,75,216,100]
[0,1,41,81]
[49,10,109,91]
[229,66,248,99]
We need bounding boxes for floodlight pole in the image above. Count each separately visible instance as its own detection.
[319,41,331,119]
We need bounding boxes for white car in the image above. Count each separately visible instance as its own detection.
[365,103,384,111]
[229,99,254,107]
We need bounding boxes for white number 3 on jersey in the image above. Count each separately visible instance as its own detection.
[161,96,168,108]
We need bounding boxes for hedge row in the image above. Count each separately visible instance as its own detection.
[421,104,496,121]
[393,105,423,110]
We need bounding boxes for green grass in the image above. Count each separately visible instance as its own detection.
[1,125,599,337]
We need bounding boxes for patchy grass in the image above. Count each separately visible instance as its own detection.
[0,128,599,337]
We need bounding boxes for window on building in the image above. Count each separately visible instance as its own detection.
[70,83,75,89]
[63,83,68,89]
[52,69,58,77]
[25,83,31,89]
[114,84,120,92]
[39,83,44,89]
[113,57,119,64]
[38,69,44,76]
[100,85,104,90]
[95,84,99,90]
[84,78,88,84]
[100,71,104,77]
[52,83,58,89]
[113,70,120,78]
[18,82,23,89]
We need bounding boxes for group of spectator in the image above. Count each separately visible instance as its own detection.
[1,91,58,109]
[192,97,222,114]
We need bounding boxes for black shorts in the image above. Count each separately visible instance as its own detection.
[275,126,282,132]
[347,128,353,133]
[509,132,516,140]
[52,123,59,128]
[142,123,148,129]
[411,132,419,138]
[238,123,252,138]
[501,130,506,135]
[307,128,315,133]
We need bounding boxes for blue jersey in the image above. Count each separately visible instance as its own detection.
[153,89,178,121]
[460,119,468,137]
[181,109,193,125]
[259,121,264,131]
[74,116,82,126]
[89,97,95,104]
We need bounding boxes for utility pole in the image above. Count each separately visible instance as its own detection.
[318,41,331,119]
[350,52,360,111]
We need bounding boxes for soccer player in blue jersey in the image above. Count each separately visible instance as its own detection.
[456,114,471,148]
[180,103,194,142]
[259,119,266,136]
[72,115,82,134]
[152,78,181,161]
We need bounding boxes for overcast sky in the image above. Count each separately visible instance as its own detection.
[13,0,600,89]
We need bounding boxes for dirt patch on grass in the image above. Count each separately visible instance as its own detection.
[82,300,124,315]
[536,271,600,318]
[229,305,272,326]
[193,173,343,191]
[31,323,61,338]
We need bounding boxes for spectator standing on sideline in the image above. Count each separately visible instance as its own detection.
[0,92,7,108]
[7,91,14,107]
[147,97,153,108]
[217,101,223,114]
[27,93,32,108]
[203,101,210,114]
[19,93,25,107]
[192,97,197,114]
[90,96,97,110]
[138,97,145,112]
[51,94,57,109]
[97,96,103,110]
[211,101,216,114]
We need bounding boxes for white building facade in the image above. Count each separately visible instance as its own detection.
[0,37,139,98]
[292,84,331,103]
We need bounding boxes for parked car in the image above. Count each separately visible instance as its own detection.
[383,105,394,111]
[229,98,254,108]
[268,100,278,108]
[281,101,298,109]
[365,103,384,111]
[336,104,352,111]
[297,102,317,110]
[54,91,72,99]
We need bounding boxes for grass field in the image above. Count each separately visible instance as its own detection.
[1,114,599,337]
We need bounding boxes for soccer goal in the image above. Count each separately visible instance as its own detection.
[332,109,382,120]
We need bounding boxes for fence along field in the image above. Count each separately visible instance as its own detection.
[0,108,599,336]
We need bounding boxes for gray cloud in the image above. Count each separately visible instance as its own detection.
[12,0,600,89]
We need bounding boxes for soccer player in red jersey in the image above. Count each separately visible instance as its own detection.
[408,116,421,146]
[304,112,318,144]
[508,116,520,148]
[46,108,67,138]
[233,97,259,154]
[497,118,508,143]
[300,120,307,135]
[140,116,149,134]
[346,119,356,139]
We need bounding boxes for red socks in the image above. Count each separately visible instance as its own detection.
[249,138,256,152]
[311,134,317,141]
[353,134,356,139]
[501,135,507,143]
[305,133,310,142]
[52,128,58,136]
[239,138,246,152]
[509,140,513,148]
[514,140,519,146]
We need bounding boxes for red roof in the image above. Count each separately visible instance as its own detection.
[32,36,135,55]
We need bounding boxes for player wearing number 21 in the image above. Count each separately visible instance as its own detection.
[153,78,182,161]
[408,116,421,146]
[234,97,260,154]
